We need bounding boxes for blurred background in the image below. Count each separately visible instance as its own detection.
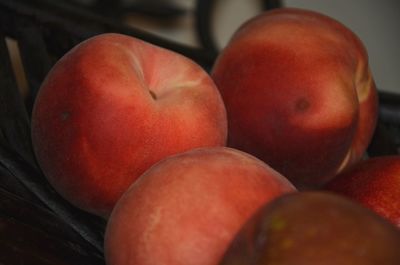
[123,0,400,94]
[2,0,400,97]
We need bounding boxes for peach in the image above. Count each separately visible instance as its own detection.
[211,8,378,188]
[31,33,227,217]
[220,192,400,264]
[326,156,400,227]
[104,147,296,265]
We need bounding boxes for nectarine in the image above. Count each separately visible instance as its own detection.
[220,192,400,265]
[326,155,400,227]
[31,33,227,217]
[104,147,296,265]
[211,8,378,188]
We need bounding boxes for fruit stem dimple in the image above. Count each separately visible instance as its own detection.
[149,90,157,100]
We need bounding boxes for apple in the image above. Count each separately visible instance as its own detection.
[211,8,378,189]
[31,33,228,218]
[104,147,296,265]
[325,156,400,227]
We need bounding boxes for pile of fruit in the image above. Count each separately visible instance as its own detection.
[30,7,400,265]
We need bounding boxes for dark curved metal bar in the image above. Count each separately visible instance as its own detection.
[74,0,187,19]
[194,0,283,64]
[195,0,219,57]
[262,0,283,10]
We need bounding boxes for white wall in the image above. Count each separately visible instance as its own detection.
[283,0,400,94]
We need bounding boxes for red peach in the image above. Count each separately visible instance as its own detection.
[31,33,227,217]
[211,8,378,188]
[104,147,296,265]
[326,156,400,227]
[220,192,400,265]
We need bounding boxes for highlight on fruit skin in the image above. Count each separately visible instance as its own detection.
[104,146,296,265]
[219,191,400,265]
[211,7,378,189]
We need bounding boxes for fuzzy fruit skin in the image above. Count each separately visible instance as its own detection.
[211,8,378,188]
[220,192,400,265]
[31,33,227,217]
[104,147,296,265]
[326,156,400,227]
